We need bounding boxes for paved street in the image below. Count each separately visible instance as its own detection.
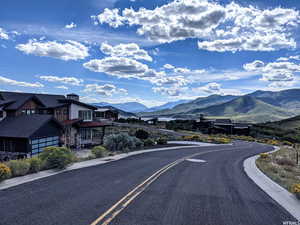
[0,142,296,225]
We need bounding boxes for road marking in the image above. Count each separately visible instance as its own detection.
[186,158,207,163]
[90,147,242,225]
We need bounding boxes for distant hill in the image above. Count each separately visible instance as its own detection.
[93,102,148,113]
[253,115,300,142]
[146,99,190,112]
[139,95,237,117]
[186,95,294,123]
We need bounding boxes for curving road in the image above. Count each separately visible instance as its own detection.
[0,141,296,225]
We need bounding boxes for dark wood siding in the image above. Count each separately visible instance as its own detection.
[0,138,29,153]
[54,106,69,122]
[15,100,41,116]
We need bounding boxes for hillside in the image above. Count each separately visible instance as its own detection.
[184,95,295,123]
[93,102,148,113]
[252,115,300,142]
[139,95,237,117]
[93,105,137,117]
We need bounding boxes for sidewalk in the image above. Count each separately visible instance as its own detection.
[0,141,212,191]
[244,147,300,221]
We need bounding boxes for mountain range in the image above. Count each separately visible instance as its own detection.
[93,89,300,123]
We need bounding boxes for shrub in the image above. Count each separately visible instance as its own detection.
[291,184,300,200]
[27,157,43,173]
[39,146,74,169]
[157,137,168,145]
[132,137,144,149]
[91,146,107,158]
[276,158,296,167]
[135,129,149,140]
[6,160,30,177]
[143,138,156,146]
[259,153,269,159]
[104,133,142,152]
[0,163,11,182]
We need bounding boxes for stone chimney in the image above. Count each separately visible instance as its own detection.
[67,93,79,101]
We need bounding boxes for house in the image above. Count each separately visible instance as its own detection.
[94,108,119,121]
[0,115,62,160]
[0,91,110,159]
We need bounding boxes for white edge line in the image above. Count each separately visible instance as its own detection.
[244,146,300,221]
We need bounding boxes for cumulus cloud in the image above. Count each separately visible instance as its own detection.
[244,59,300,82]
[83,56,161,79]
[16,39,89,61]
[100,42,152,61]
[199,82,222,94]
[153,86,183,96]
[0,75,44,88]
[150,76,188,87]
[163,64,175,70]
[0,27,9,40]
[96,0,300,52]
[83,83,128,96]
[39,76,83,86]
[65,22,77,29]
[243,60,265,71]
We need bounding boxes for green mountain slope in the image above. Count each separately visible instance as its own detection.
[139,95,237,117]
[185,96,295,123]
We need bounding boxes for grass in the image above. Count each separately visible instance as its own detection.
[256,147,300,193]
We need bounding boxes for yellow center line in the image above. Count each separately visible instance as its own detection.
[90,146,241,225]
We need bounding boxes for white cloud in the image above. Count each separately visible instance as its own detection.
[198,82,221,94]
[100,42,152,61]
[244,59,300,82]
[83,56,162,79]
[150,76,188,87]
[163,64,175,70]
[16,39,89,61]
[0,75,44,88]
[289,55,300,61]
[55,85,69,90]
[96,0,300,52]
[277,57,289,62]
[0,27,9,40]
[39,76,83,86]
[153,86,184,97]
[83,83,128,96]
[65,22,77,29]
[243,60,265,71]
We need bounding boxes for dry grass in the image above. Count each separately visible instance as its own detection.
[256,147,300,192]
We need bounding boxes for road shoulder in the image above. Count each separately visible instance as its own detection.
[244,147,300,221]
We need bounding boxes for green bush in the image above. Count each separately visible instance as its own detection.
[132,137,144,149]
[157,137,168,145]
[0,163,11,182]
[27,157,43,173]
[6,160,30,177]
[143,138,156,146]
[135,129,149,140]
[39,146,74,169]
[104,133,143,152]
[91,146,107,158]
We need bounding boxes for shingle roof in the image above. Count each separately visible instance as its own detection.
[0,115,62,138]
[0,91,66,110]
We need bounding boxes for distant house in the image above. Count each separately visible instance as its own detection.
[94,108,119,121]
[195,115,252,135]
[0,92,110,159]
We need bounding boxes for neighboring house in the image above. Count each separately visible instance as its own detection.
[0,92,110,159]
[94,108,119,121]
[0,115,62,160]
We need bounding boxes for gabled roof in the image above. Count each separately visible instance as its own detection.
[58,99,97,110]
[0,115,62,138]
[0,91,66,110]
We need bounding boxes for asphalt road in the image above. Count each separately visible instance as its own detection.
[0,141,296,225]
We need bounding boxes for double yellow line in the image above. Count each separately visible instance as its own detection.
[90,147,237,225]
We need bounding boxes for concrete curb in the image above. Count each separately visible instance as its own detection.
[0,142,212,191]
[244,146,300,221]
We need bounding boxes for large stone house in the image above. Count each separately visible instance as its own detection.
[0,92,109,159]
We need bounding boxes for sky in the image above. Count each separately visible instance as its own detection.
[1,0,300,107]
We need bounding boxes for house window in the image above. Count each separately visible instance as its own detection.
[30,136,59,155]
[80,129,92,140]
[21,109,36,115]
[79,110,92,121]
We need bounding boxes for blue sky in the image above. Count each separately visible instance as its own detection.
[1,0,300,107]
